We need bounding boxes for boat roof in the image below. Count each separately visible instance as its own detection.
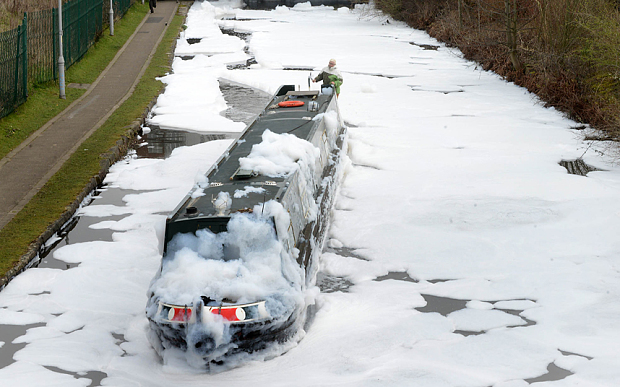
[166,86,334,226]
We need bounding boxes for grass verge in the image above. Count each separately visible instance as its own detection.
[0,3,184,275]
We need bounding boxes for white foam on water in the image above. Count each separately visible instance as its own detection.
[1,1,620,386]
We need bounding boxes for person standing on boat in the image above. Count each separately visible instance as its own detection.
[312,59,343,97]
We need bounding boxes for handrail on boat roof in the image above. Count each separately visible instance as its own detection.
[285,90,319,97]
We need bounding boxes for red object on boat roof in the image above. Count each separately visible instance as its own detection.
[278,100,304,107]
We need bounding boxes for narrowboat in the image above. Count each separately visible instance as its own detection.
[146,84,346,367]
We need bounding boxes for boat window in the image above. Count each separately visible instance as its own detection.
[201,222,228,233]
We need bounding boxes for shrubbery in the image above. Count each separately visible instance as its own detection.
[0,0,61,31]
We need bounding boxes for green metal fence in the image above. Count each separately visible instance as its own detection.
[61,0,104,68]
[28,9,57,85]
[0,15,28,119]
[0,0,137,119]
[115,0,135,18]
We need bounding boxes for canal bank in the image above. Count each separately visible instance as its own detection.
[0,1,186,290]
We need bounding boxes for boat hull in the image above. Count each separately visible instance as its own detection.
[146,85,346,367]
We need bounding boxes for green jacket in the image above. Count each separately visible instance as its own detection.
[314,68,343,95]
[327,74,342,95]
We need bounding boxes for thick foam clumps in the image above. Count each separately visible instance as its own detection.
[146,200,305,369]
[149,202,303,309]
[239,129,319,178]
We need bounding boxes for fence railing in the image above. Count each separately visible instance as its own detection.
[0,16,28,119]
[114,0,135,19]
[28,9,57,85]
[61,0,104,69]
[0,0,137,119]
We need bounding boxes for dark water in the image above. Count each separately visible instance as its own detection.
[136,129,230,159]
[559,158,601,176]
[137,80,270,160]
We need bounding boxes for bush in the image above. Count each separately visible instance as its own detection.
[0,0,63,31]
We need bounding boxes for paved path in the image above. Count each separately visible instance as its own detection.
[0,1,178,230]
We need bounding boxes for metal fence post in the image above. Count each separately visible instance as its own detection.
[53,8,58,80]
[58,0,66,99]
[14,21,22,105]
[22,13,28,98]
[109,0,114,36]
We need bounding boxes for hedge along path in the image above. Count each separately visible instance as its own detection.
[0,1,187,288]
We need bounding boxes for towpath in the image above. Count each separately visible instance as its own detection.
[0,1,178,230]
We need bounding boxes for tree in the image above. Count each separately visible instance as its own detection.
[504,0,523,71]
